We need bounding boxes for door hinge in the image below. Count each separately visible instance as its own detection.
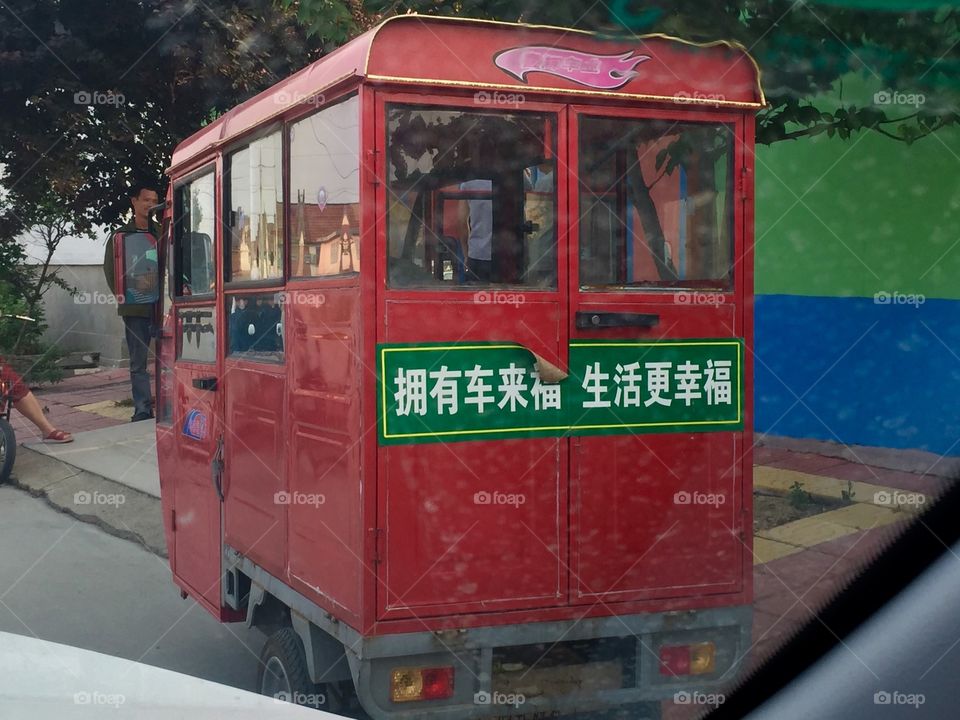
[737,165,749,200]
[170,508,176,532]
[370,527,383,565]
[366,149,381,186]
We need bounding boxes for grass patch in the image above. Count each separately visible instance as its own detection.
[754,489,851,533]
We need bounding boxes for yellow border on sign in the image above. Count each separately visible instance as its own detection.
[379,340,742,440]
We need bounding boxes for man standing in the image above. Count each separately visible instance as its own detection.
[458,178,493,282]
[104,183,160,422]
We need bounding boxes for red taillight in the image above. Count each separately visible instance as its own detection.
[659,642,716,676]
[421,667,455,699]
[659,645,690,675]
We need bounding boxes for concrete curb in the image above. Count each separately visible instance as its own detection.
[8,445,166,558]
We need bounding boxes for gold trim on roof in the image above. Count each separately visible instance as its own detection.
[366,74,764,110]
[361,14,765,107]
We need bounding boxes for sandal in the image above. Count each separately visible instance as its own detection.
[43,429,74,444]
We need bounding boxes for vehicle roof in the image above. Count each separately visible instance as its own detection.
[169,15,764,173]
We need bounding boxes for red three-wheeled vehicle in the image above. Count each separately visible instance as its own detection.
[156,15,762,719]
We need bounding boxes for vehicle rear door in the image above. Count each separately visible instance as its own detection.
[567,106,748,604]
[375,94,570,620]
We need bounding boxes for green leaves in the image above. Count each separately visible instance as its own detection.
[0,0,325,241]
[278,0,358,42]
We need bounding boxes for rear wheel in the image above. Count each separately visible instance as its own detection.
[257,627,343,713]
[0,418,16,484]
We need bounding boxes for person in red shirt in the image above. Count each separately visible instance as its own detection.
[1,363,72,443]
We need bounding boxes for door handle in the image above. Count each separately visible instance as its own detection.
[576,312,660,329]
[192,376,218,391]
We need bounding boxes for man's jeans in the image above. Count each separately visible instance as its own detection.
[124,316,153,417]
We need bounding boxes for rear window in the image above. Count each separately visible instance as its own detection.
[578,117,735,291]
[386,104,558,290]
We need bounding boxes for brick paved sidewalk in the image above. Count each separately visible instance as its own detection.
[746,445,950,674]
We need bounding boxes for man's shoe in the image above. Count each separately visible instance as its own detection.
[131,411,155,422]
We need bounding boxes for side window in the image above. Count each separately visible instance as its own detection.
[578,117,735,290]
[386,105,558,289]
[173,171,216,296]
[226,292,284,363]
[289,95,360,278]
[176,306,216,363]
[226,131,284,283]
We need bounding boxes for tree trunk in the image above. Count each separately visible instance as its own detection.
[627,162,679,283]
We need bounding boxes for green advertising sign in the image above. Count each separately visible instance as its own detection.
[377,339,743,445]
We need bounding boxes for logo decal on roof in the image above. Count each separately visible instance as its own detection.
[493,46,650,90]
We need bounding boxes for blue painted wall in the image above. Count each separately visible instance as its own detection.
[755,295,959,456]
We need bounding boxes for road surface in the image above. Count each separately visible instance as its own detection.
[0,485,264,692]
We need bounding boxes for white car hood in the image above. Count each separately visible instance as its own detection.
[0,631,340,719]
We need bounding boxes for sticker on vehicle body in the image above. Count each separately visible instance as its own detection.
[182,409,209,441]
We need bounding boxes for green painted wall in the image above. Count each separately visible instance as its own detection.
[755,103,960,299]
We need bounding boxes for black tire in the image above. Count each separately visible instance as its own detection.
[0,418,15,485]
[257,627,343,713]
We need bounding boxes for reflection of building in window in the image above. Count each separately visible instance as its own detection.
[290,95,360,277]
[228,133,283,282]
[289,95,360,277]
[292,194,360,276]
